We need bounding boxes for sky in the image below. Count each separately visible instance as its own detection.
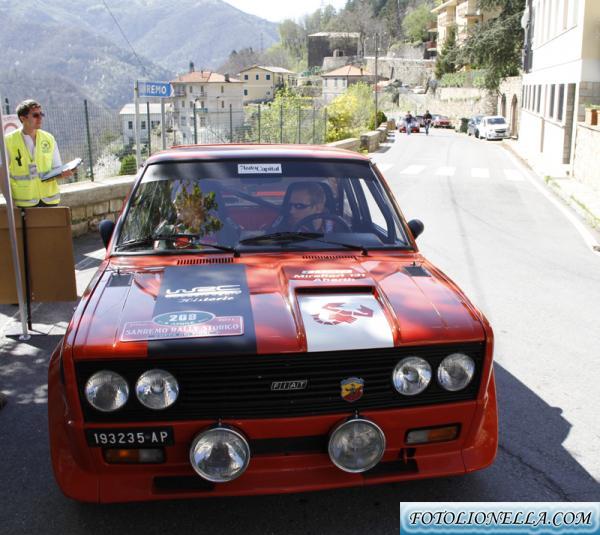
[223,0,348,23]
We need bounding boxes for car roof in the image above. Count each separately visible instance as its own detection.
[483,115,506,120]
[145,144,371,165]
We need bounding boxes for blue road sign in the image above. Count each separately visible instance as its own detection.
[137,81,173,98]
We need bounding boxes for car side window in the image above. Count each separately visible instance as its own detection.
[358,178,387,228]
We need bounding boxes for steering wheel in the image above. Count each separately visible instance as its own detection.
[293,212,351,232]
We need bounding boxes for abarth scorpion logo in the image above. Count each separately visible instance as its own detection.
[312,303,374,325]
[341,377,364,402]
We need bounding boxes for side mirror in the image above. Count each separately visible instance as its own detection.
[99,219,115,249]
[407,219,424,240]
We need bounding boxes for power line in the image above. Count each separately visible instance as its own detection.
[100,0,148,76]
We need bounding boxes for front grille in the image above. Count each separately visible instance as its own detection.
[76,343,485,423]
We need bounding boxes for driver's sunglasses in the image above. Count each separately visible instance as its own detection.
[290,202,313,210]
[30,112,45,118]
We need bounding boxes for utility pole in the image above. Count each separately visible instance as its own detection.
[374,32,379,128]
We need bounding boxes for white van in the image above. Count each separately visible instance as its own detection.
[479,116,509,140]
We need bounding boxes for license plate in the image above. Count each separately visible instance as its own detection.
[85,427,174,448]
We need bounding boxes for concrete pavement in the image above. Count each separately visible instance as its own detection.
[502,137,600,238]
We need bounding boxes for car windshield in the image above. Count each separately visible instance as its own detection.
[488,117,506,124]
[115,159,411,254]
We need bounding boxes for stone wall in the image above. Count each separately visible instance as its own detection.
[387,43,425,60]
[396,87,496,123]
[0,176,136,237]
[573,122,600,190]
[498,76,523,137]
[576,82,600,121]
[326,138,361,151]
[360,131,381,152]
[61,176,136,237]
[364,57,435,86]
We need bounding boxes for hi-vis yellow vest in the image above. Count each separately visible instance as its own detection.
[5,129,60,207]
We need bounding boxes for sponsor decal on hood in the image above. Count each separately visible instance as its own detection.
[297,293,394,352]
[292,269,366,282]
[120,265,257,356]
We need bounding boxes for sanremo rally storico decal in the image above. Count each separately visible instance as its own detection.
[121,272,246,342]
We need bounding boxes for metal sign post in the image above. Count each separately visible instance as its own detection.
[134,81,141,170]
[0,95,30,340]
[135,81,173,164]
[160,100,166,150]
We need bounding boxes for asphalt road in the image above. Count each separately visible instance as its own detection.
[1,130,599,535]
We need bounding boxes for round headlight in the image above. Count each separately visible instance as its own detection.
[189,427,250,482]
[328,418,385,473]
[85,370,129,412]
[437,353,475,391]
[392,357,432,396]
[135,369,179,410]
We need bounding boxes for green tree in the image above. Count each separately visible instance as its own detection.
[326,82,375,142]
[402,4,436,43]
[119,154,137,175]
[279,19,307,62]
[457,0,524,90]
[434,24,458,79]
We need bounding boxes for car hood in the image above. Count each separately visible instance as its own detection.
[72,256,485,359]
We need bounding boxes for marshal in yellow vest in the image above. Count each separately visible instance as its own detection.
[5,129,60,207]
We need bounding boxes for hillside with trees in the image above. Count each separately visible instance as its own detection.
[218,0,437,75]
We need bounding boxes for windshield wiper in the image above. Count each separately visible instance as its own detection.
[116,234,239,256]
[238,232,368,255]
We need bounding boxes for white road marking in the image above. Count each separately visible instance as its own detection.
[399,165,425,175]
[435,166,456,176]
[471,168,490,178]
[503,169,525,181]
[504,151,600,254]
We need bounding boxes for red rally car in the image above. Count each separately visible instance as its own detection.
[49,144,497,503]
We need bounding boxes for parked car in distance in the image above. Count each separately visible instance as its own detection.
[432,115,452,128]
[479,116,509,140]
[398,122,421,133]
[467,115,484,138]
[412,86,426,94]
[415,115,425,127]
[49,144,497,503]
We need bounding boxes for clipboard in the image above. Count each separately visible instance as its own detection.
[40,158,83,181]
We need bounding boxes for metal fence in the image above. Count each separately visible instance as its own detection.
[3,99,328,184]
[186,104,328,145]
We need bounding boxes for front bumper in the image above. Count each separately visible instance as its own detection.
[49,361,498,503]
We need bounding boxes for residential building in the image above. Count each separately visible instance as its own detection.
[321,65,376,104]
[519,0,600,172]
[170,66,244,143]
[308,32,361,69]
[119,103,163,146]
[431,0,499,50]
[239,66,297,103]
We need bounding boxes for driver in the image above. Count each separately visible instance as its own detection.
[268,182,337,233]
